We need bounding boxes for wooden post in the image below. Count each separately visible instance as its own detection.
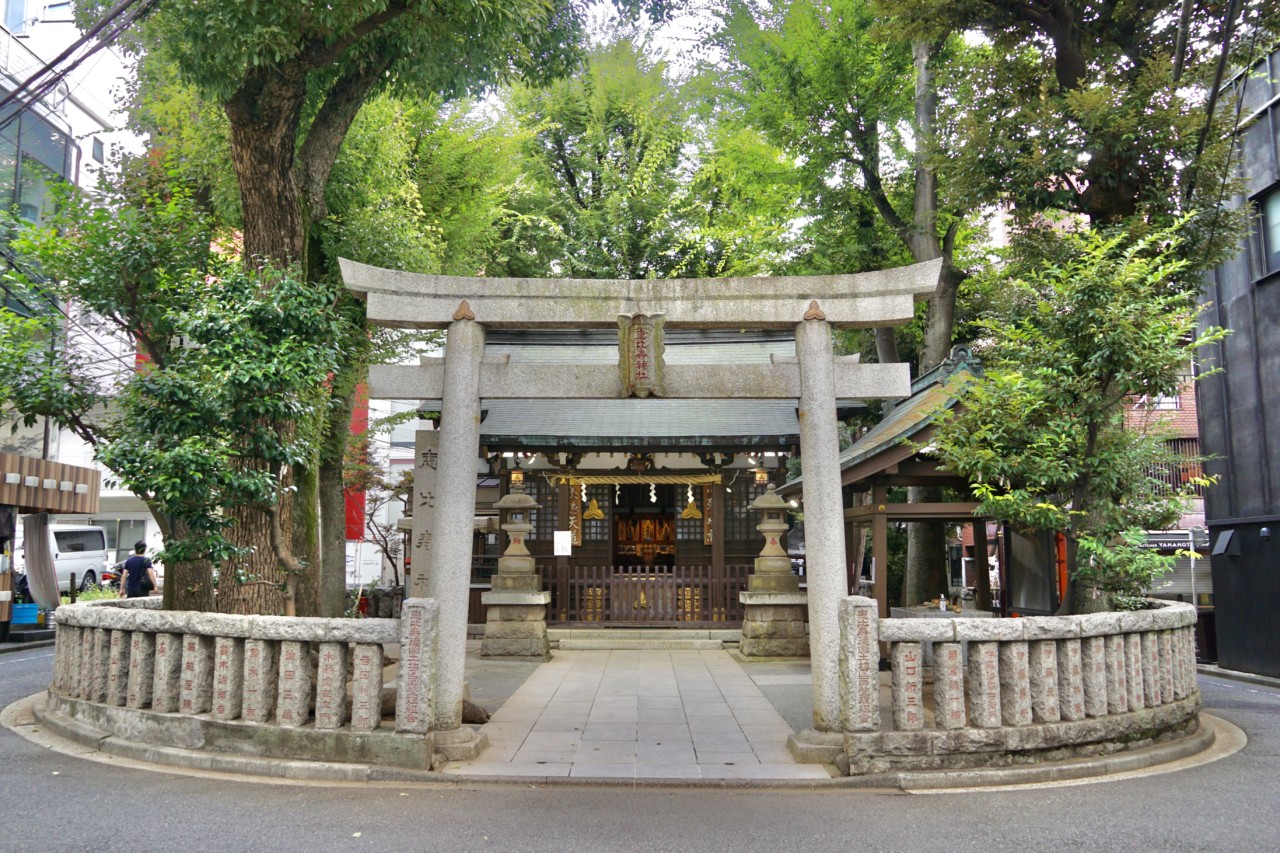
[974,521,992,611]
[871,484,889,618]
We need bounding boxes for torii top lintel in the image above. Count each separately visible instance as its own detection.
[339,258,943,330]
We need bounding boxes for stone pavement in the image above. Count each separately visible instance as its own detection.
[446,647,833,781]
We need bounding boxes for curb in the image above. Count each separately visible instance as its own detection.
[1198,664,1280,691]
[0,639,56,655]
[8,690,1236,792]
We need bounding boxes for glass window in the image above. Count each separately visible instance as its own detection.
[19,113,68,174]
[0,132,15,211]
[53,529,105,554]
[4,0,26,34]
[17,154,58,223]
[1263,187,1280,275]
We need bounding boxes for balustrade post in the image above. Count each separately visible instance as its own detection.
[890,642,925,730]
[350,643,384,732]
[241,639,278,723]
[934,642,967,729]
[314,641,348,730]
[1158,631,1175,704]
[77,628,95,700]
[276,640,312,727]
[1124,633,1145,710]
[179,634,214,715]
[1141,632,1161,707]
[88,628,110,703]
[1104,634,1129,715]
[967,642,1003,728]
[1080,635,1111,712]
[106,630,132,707]
[126,632,155,709]
[1057,638,1086,721]
[152,632,182,712]
[1028,640,1061,723]
[999,642,1033,726]
[211,637,245,721]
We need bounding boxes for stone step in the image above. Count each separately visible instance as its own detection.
[557,638,725,651]
[548,628,742,641]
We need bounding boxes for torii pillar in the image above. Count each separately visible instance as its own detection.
[426,314,484,731]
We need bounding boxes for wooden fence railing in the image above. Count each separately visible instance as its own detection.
[540,563,753,626]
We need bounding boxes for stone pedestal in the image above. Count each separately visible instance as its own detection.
[739,485,809,659]
[739,591,809,657]
[480,479,550,659]
[481,591,551,658]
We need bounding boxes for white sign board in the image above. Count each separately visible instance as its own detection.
[553,530,573,557]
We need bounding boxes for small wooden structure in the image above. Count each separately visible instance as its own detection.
[782,347,996,617]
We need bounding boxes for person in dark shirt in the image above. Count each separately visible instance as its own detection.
[118,541,157,598]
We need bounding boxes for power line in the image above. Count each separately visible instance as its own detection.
[0,0,158,135]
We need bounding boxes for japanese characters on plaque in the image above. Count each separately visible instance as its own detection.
[411,429,440,597]
[618,312,665,398]
[702,485,714,545]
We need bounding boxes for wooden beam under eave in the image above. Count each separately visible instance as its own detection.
[845,502,981,521]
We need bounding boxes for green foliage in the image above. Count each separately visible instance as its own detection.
[98,262,350,568]
[929,222,1225,604]
[882,0,1266,265]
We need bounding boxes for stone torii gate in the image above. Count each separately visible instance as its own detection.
[340,258,941,737]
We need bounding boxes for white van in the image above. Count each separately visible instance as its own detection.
[17,525,112,592]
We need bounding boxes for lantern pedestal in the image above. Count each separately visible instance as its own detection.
[481,483,550,659]
[739,485,810,658]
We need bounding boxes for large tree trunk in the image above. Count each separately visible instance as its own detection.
[155,514,215,613]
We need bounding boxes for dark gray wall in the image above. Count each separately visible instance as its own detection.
[1198,47,1280,678]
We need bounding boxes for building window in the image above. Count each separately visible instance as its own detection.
[1263,187,1280,275]
[4,0,26,34]
[92,137,105,164]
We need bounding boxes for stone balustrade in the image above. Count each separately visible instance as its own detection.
[838,596,1200,775]
[45,597,443,770]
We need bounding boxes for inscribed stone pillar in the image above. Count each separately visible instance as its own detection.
[314,641,348,730]
[1170,627,1187,700]
[796,318,847,732]
[967,641,1003,729]
[838,596,880,732]
[396,598,438,734]
[77,628,95,700]
[934,642,967,730]
[1158,630,1175,704]
[179,634,214,716]
[106,629,132,707]
[1028,640,1061,723]
[999,641,1033,727]
[350,643,384,733]
[891,642,925,730]
[88,628,110,703]
[1104,634,1128,715]
[59,625,80,696]
[426,319,484,731]
[151,632,182,713]
[1141,631,1161,707]
[1124,633,1145,711]
[1081,636,1108,718]
[211,637,245,721]
[241,638,277,723]
[276,640,312,728]
[410,429,439,599]
[126,632,155,710]
[1056,638,1086,722]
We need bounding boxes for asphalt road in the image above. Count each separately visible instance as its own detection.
[2,647,1278,853]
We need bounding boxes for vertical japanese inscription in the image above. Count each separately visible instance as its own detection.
[411,429,440,598]
[618,313,665,398]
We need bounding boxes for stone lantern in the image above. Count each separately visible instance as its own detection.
[480,473,551,659]
[492,483,539,587]
[748,485,800,594]
[739,484,808,657]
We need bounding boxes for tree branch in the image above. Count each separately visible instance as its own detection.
[297,0,414,72]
